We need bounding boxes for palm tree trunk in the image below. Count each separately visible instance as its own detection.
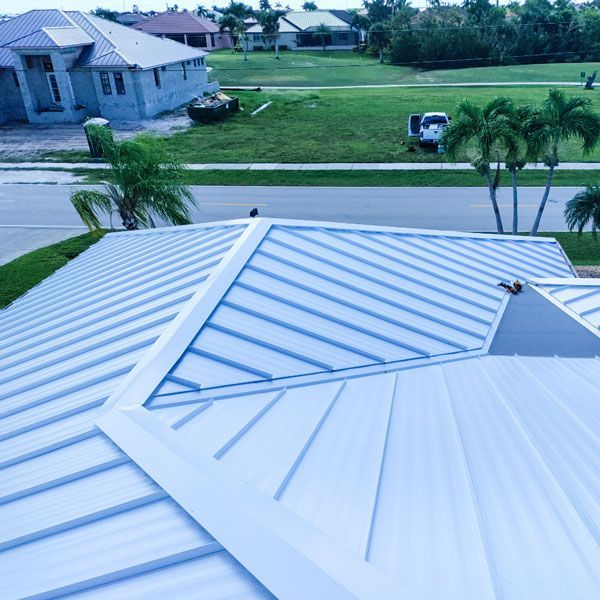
[242,34,248,61]
[120,211,138,230]
[275,38,279,59]
[379,48,384,63]
[530,165,555,236]
[485,170,504,234]
[510,168,518,235]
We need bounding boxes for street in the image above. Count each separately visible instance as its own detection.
[0,184,579,264]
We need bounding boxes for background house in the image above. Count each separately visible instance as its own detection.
[246,10,359,51]
[0,10,216,124]
[132,10,231,50]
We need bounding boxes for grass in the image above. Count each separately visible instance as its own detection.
[0,231,105,309]
[208,49,600,87]
[78,168,600,187]
[159,87,600,164]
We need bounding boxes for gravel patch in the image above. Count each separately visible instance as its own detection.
[574,265,600,278]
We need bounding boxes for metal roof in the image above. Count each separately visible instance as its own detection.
[2,218,598,600]
[133,11,220,35]
[536,278,600,329]
[283,10,354,31]
[0,223,270,600]
[0,10,206,69]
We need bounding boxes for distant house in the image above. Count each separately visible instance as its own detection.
[0,10,216,124]
[115,11,149,27]
[246,10,359,51]
[132,11,231,50]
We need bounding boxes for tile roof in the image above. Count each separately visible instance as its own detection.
[2,218,598,600]
[283,10,354,31]
[0,9,206,69]
[133,11,220,34]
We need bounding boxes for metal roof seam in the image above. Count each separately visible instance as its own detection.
[440,363,504,599]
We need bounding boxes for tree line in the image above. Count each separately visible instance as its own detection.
[357,0,600,69]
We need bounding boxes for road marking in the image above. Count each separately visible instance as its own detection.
[200,202,269,207]
[0,200,15,203]
[470,204,537,208]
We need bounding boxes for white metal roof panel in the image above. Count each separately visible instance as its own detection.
[156,223,573,394]
[537,279,600,329]
[146,354,600,599]
[2,218,593,600]
[0,222,272,600]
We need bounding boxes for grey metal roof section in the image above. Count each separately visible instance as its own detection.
[0,224,272,599]
[0,9,205,69]
[538,279,600,329]
[489,285,600,357]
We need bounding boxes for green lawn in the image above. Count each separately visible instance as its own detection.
[78,168,600,187]
[162,87,600,164]
[208,49,599,87]
[0,231,105,309]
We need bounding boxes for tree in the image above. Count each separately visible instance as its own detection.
[259,10,284,58]
[505,104,534,235]
[369,21,390,63]
[313,23,332,51]
[70,132,195,232]
[196,5,210,17]
[527,89,600,236]
[564,185,600,236]
[90,7,118,21]
[220,1,255,59]
[443,97,519,233]
[350,11,371,42]
[259,0,272,10]
[302,1,318,10]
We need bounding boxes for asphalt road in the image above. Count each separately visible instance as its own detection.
[0,184,579,231]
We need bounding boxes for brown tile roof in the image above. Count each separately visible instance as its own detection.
[132,11,219,35]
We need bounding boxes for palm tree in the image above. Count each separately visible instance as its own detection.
[369,22,390,63]
[505,104,533,235]
[259,10,283,58]
[220,14,248,59]
[70,132,195,231]
[564,185,600,236]
[313,23,332,51]
[443,97,519,234]
[196,5,209,17]
[527,89,600,236]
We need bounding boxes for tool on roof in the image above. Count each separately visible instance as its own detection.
[498,280,523,294]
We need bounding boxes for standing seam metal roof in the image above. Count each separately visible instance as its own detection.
[1,218,598,600]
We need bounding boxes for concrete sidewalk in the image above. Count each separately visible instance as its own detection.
[2,161,600,172]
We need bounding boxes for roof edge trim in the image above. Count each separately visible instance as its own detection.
[101,219,271,413]
[97,404,405,600]
[105,217,562,243]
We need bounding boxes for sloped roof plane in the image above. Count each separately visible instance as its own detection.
[1,218,599,600]
[0,9,206,69]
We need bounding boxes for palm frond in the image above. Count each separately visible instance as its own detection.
[69,190,113,231]
[564,185,600,236]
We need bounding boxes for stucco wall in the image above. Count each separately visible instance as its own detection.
[136,59,208,118]
[70,70,100,118]
[0,69,27,122]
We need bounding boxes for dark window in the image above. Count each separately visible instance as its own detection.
[12,71,19,88]
[188,34,207,48]
[201,57,205,66]
[114,72,125,95]
[186,60,191,65]
[182,62,187,80]
[153,67,161,88]
[161,66,166,71]
[166,34,185,44]
[100,72,112,95]
[25,56,35,69]
[42,59,54,72]
[47,73,61,103]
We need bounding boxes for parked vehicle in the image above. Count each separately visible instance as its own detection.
[187,93,239,124]
[407,112,450,146]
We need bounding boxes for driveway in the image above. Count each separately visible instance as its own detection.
[0,109,192,159]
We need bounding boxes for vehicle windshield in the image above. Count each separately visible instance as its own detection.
[422,115,448,125]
